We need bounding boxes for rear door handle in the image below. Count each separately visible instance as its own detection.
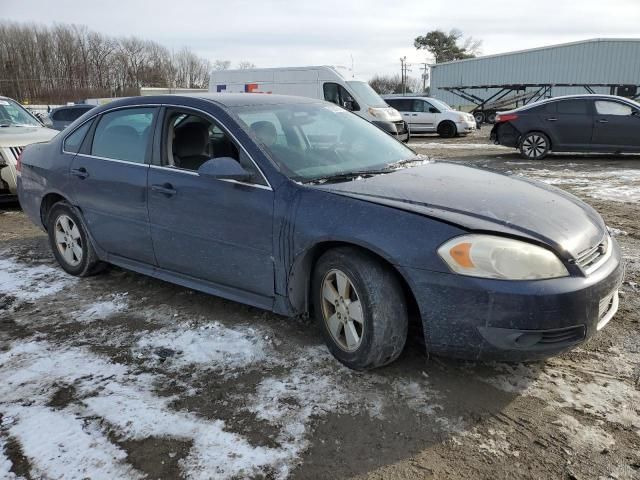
[598,119,609,123]
[70,167,89,179]
[546,117,558,121]
[151,183,177,196]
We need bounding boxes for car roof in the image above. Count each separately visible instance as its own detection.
[382,95,432,99]
[88,93,322,114]
[513,94,639,112]
[51,104,94,111]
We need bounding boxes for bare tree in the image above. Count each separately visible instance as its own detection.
[212,60,231,71]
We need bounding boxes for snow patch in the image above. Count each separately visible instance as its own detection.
[75,293,129,322]
[4,405,141,480]
[134,322,271,372]
[521,168,640,203]
[0,256,74,304]
[463,428,520,458]
[0,435,17,480]
[411,142,508,150]
[478,349,640,435]
[554,414,615,452]
[0,341,291,479]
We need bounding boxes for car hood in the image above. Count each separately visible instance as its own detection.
[314,162,606,258]
[0,126,58,147]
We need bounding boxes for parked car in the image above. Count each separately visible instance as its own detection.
[383,95,477,137]
[491,94,640,159]
[0,96,58,198]
[44,104,95,131]
[210,66,409,142]
[18,94,623,370]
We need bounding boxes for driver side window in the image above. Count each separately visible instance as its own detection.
[163,109,266,185]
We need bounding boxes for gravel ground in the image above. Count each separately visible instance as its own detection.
[0,128,639,479]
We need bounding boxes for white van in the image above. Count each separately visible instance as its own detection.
[209,66,409,141]
[382,95,477,138]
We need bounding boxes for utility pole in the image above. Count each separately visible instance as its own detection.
[399,57,406,95]
[419,62,429,94]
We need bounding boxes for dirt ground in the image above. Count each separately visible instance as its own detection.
[1,128,639,480]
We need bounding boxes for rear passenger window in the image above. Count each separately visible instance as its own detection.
[386,99,412,111]
[63,121,92,153]
[557,100,589,115]
[91,108,155,163]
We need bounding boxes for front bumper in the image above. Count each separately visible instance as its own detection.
[399,238,625,361]
[372,120,409,142]
[456,120,477,134]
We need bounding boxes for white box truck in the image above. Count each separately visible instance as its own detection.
[209,66,409,142]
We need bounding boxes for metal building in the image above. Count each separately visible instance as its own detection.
[430,38,640,122]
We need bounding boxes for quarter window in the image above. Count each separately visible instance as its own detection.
[91,108,155,163]
[63,121,92,154]
[595,101,633,116]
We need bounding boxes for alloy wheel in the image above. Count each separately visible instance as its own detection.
[522,135,547,159]
[54,214,83,267]
[320,269,364,352]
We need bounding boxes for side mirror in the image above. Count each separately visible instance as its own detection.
[429,107,439,113]
[198,157,252,182]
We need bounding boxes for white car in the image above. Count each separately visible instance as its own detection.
[383,96,477,138]
[0,96,58,196]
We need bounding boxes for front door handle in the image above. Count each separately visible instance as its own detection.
[151,184,177,196]
[598,119,609,123]
[70,167,89,179]
[546,117,558,121]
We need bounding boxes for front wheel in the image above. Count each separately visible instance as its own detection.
[519,132,550,160]
[47,202,105,277]
[437,121,457,138]
[312,247,408,370]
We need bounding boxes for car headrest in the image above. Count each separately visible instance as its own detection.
[250,121,277,146]
[174,123,209,158]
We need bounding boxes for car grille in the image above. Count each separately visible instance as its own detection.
[597,290,619,330]
[575,236,610,273]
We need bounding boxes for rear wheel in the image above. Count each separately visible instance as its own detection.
[473,111,485,124]
[519,132,550,160]
[47,202,105,276]
[486,112,497,124]
[437,121,457,138]
[312,247,408,370]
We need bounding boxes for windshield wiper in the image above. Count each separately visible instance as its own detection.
[305,168,393,184]
[386,155,429,169]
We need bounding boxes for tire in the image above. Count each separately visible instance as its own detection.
[437,121,457,138]
[47,201,105,277]
[311,247,408,370]
[473,111,485,124]
[519,132,551,160]
[486,112,497,124]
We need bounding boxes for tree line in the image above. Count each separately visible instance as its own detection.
[0,22,252,104]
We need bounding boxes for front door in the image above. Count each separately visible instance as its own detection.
[69,106,157,265]
[413,99,438,132]
[147,108,275,299]
[592,99,640,149]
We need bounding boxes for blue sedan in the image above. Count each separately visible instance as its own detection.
[17,94,624,369]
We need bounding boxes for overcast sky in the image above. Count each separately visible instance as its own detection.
[1,0,639,80]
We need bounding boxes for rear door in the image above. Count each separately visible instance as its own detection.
[69,106,157,265]
[592,100,640,149]
[545,99,594,150]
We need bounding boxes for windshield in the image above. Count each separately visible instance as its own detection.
[429,98,453,111]
[346,81,388,108]
[233,102,415,182]
[0,99,41,127]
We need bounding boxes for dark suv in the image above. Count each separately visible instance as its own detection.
[491,95,640,159]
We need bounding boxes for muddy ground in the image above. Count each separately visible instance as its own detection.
[0,128,639,480]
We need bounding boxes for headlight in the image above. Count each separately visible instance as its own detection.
[455,113,467,122]
[438,235,569,280]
